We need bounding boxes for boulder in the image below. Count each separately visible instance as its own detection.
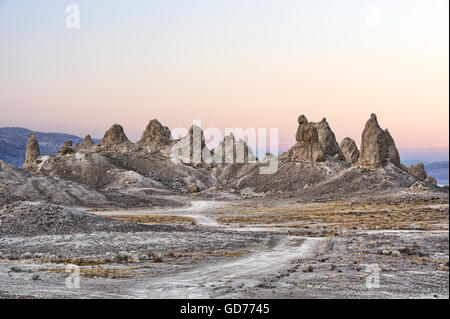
[313,118,345,160]
[358,114,400,169]
[138,119,171,147]
[408,163,427,180]
[410,181,429,192]
[23,134,40,169]
[187,184,200,193]
[287,115,325,162]
[340,137,360,164]
[58,141,74,155]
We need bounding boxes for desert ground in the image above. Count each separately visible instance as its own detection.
[1,191,448,299]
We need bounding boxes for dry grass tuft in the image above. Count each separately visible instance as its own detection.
[103,214,196,225]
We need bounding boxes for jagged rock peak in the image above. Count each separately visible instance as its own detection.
[82,135,95,146]
[99,124,130,145]
[213,133,257,163]
[358,113,400,169]
[170,124,209,164]
[298,114,308,125]
[138,119,171,146]
[382,129,400,166]
[408,163,427,180]
[23,133,40,168]
[74,135,96,153]
[58,141,74,155]
[313,117,345,160]
[187,125,206,144]
[340,137,360,164]
[287,114,325,163]
[188,125,207,154]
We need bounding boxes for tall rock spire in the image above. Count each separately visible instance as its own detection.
[358,113,400,168]
[313,117,345,160]
[340,137,360,164]
[23,133,40,169]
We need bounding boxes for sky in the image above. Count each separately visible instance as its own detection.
[0,0,448,161]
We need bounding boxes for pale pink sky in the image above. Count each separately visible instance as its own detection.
[0,0,448,160]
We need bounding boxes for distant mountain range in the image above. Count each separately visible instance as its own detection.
[0,127,100,167]
[423,161,449,186]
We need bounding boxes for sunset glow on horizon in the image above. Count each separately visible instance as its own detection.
[0,0,448,161]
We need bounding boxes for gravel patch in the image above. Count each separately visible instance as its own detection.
[0,201,159,237]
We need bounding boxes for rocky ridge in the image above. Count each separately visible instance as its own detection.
[14,113,445,205]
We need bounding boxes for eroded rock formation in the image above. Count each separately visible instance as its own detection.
[96,124,134,154]
[74,135,96,153]
[213,133,257,164]
[313,118,344,160]
[58,141,74,155]
[406,164,437,185]
[138,119,171,147]
[358,114,400,169]
[16,114,446,202]
[410,181,429,192]
[187,125,207,162]
[171,125,210,164]
[340,137,360,164]
[408,163,427,180]
[23,133,40,169]
[99,124,130,146]
[287,115,325,162]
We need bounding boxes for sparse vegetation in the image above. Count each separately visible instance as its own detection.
[103,214,196,225]
[217,202,449,231]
